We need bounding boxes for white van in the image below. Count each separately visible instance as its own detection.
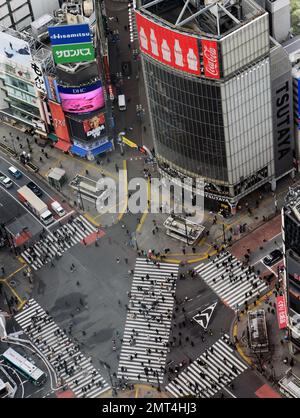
[51,201,65,217]
[118,94,126,111]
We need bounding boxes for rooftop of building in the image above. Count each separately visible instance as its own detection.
[139,0,266,38]
[282,36,300,77]
[284,186,300,223]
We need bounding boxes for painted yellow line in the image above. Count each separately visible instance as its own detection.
[83,213,101,227]
[136,177,150,233]
[135,387,139,398]
[3,280,25,308]
[117,160,128,222]
[18,299,28,310]
[4,265,27,280]
[233,323,252,365]
[83,160,118,182]
[17,256,26,265]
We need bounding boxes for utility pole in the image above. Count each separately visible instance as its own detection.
[222,223,226,244]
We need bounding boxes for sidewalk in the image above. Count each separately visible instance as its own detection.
[232,288,299,395]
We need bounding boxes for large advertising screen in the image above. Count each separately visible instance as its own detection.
[58,80,102,95]
[48,101,70,142]
[135,11,200,76]
[83,113,106,139]
[48,24,92,46]
[67,111,106,141]
[59,86,104,114]
[201,39,220,80]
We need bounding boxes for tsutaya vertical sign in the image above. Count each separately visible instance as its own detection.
[276,295,288,329]
[135,10,200,76]
[201,39,220,79]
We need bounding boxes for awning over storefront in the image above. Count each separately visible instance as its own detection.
[90,141,113,156]
[70,145,87,157]
[55,140,71,152]
[48,133,58,142]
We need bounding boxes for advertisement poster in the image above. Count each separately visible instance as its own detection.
[60,86,104,113]
[0,32,32,67]
[135,11,200,76]
[44,76,61,103]
[201,39,220,79]
[52,42,94,64]
[48,101,70,142]
[276,295,288,329]
[48,24,92,45]
[31,61,46,95]
[83,113,106,139]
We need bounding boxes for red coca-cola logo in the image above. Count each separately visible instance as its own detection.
[202,40,220,79]
[203,46,218,76]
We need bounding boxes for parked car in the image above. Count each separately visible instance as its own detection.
[263,249,283,266]
[27,181,43,197]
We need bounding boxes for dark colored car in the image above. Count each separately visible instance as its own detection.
[27,181,43,197]
[263,249,283,266]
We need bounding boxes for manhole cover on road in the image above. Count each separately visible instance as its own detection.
[9,280,17,287]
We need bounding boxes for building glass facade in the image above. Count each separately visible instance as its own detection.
[143,57,227,182]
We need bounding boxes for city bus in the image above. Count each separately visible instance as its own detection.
[1,348,46,386]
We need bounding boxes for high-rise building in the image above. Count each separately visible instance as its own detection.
[0,0,60,31]
[282,187,300,358]
[135,0,294,212]
[264,0,291,44]
[283,36,300,171]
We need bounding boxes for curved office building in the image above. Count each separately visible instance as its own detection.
[135,0,294,210]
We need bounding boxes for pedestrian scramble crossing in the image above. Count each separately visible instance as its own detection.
[117,258,179,384]
[15,299,110,398]
[166,334,248,398]
[194,251,269,310]
[21,215,97,270]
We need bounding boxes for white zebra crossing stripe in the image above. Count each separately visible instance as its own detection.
[20,216,97,271]
[15,298,110,398]
[117,258,179,384]
[166,335,248,398]
[194,251,269,310]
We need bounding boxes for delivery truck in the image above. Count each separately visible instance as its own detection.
[17,185,54,225]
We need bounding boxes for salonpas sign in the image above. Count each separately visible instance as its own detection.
[52,42,94,64]
[48,24,95,64]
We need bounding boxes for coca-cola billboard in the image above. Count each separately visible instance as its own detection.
[201,39,220,79]
[135,11,200,76]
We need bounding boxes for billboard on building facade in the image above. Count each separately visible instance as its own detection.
[135,11,200,76]
[59,86,104,113]
[67,111,106,141]
[276,295,288,329]
[201,39,220,79]
[52,42,95,64]
[44,76,61,103]
[0,32,32,67]
[83,113,106,139]
[48,24,92,46]
[57,80,102,95]
[31,61,46,95]
[48,100,70,142]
